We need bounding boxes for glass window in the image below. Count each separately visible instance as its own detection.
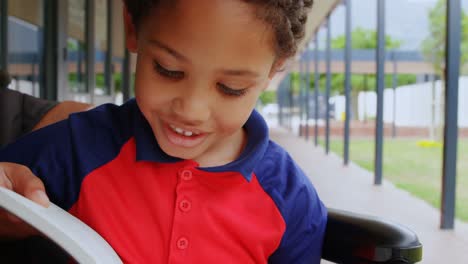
[111,0,126,104]
[95,0,109,96]
[7,0,43,96]
[94,0,110,95]
[0,1,6,71]
[67,0,87,93]
[112,57,123,104]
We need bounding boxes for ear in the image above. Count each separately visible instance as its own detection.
[123,6,138,53]
[268,58,287,79]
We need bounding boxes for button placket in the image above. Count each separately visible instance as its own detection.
[179,199,192,212]
[180,169,193,181]
[169,167,196,260]
[176,237,189,250]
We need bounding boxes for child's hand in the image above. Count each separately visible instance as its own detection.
[0,162,50,239]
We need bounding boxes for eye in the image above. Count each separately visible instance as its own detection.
[152,60,184,79]
[217,83,248,97]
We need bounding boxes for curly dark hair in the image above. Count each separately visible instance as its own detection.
[123,0,313,59]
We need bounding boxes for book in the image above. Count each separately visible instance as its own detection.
[0,187,122,263]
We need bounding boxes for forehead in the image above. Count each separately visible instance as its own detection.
[138,0,276,70]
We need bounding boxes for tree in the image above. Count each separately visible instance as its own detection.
[421,0,468,77]
[259,90,277,105]
[318,27,405,120]
[421,0,468,139]
[331,27,401,50]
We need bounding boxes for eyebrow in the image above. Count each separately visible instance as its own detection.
[220,69,261,78]
[149,39,188,62]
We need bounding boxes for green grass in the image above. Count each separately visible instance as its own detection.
[319,138,468,222]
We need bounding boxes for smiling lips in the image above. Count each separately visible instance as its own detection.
[169,124,201,137]
[164,123,207,148]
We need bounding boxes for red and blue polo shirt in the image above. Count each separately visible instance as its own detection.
[0,99,327,263]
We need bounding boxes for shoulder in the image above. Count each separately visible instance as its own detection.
[253,140,327,263]
[68,99,136,132]
[0,100,141,209]
[62,99,138,156]
[0,99,139,170]
[254,140,309,193]
[253,140,322,217]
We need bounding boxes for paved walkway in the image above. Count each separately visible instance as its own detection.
[270,127,468,264]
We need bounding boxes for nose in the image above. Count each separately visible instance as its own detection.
[171,89,210,126]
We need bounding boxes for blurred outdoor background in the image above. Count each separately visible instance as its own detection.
[1,0,467,262]
[259,0,468,225]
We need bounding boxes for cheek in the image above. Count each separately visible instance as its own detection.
[134,59,171,109]
[134,59,153,99]
[214,115,246,135]
[212,96,259,134]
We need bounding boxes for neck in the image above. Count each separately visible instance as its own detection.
[196,128,247,168]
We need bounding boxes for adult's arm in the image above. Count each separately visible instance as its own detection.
[32,101,92,131]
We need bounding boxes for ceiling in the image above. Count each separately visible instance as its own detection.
[299,0,342,53]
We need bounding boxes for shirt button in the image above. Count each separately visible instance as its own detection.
[179,199,192,212]
[180,170,193,181]
[177,237,189,250]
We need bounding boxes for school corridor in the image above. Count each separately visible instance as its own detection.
[270,127,468,264]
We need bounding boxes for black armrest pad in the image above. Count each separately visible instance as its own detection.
[322,208,423,263]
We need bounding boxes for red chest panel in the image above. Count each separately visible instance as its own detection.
[69,138,286,263]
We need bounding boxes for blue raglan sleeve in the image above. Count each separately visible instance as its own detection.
[0,103,133,210]
[0,119,81,209]
[258,144,327,264]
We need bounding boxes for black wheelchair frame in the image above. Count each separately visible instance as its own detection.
[323,208,423,264]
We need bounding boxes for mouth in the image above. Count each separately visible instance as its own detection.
[162,122,208,148]
[169,124,201,137]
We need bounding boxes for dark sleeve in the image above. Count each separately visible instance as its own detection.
[257,147,327,264]
[0,119,81,209]
[0,102,135,210]
[268,170,327,264]
[0,89,58,147]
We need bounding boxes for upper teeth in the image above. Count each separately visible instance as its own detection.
[170,124,199,137]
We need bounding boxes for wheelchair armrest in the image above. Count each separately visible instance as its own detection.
[322,208,423,264]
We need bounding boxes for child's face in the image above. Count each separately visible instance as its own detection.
[125,0,279,166]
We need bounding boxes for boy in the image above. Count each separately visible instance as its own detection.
[0,0,327,263]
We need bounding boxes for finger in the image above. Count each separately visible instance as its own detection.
[1,162,50,208]
[27,190,50,208]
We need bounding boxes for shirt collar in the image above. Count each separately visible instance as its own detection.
[133,101,269,182]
